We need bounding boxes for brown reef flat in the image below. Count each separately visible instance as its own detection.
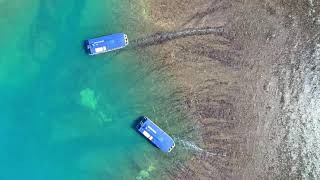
[129,0,320,179]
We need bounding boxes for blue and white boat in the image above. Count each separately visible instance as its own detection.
[85,33,129,55]
[136,116,175,153]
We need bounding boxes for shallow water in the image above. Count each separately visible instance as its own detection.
[0,0,187,179]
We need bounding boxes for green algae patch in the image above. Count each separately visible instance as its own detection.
[98,111,113,123]
[136,164,156,180]
[79,88,114,124]
[80,88,97,110]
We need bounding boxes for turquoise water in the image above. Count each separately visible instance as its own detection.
[0,0,187,179]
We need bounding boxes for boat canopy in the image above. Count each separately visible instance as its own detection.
[137,116,175,152]
[86,33,128,55]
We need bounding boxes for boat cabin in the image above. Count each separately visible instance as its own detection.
[136,116,175,152]
[85,33,128,55]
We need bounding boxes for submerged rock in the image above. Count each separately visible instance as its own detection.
[98,111,113,123]
[80,88,97,110]
[136,164,156,180]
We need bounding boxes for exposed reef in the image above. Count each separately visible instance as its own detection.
[130,0,320,179]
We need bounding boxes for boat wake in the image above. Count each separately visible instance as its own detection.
[131,26,225,48]
[174,137,227,157]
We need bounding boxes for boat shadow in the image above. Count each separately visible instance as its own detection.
[130,116,144,131]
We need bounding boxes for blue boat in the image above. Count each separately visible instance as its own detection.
[136,116,175,152]
[85,33,129,55]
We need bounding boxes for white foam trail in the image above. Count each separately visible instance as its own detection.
[174,137,227,157]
